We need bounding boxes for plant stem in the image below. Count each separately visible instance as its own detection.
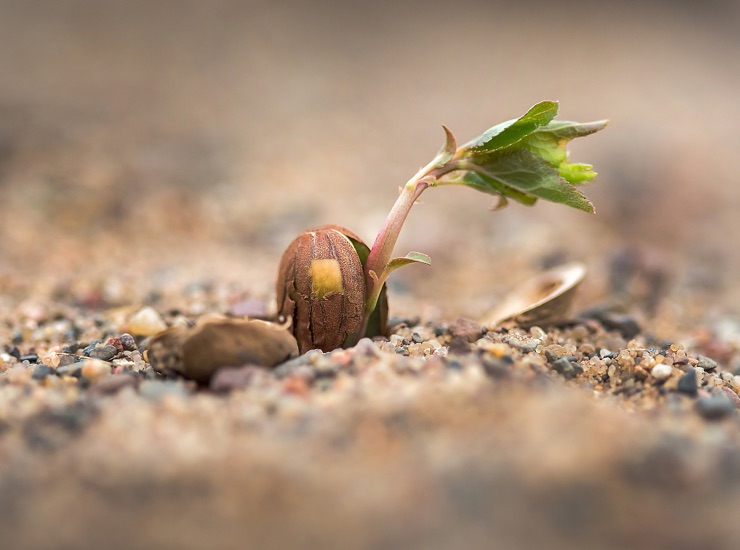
[356,159,460,340]
[364,179,428,315]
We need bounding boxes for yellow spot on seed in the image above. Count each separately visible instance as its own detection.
[310,259,344,300]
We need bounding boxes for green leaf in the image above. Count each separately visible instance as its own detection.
[345,235,370,264]
[521,119,608,186]
[531,119,609,140]
[558,162,597,186]
[342,235,388,340]
[470,149,595,213]
[464,101,559,153]
[386,251,431,273]
[442,171,538,207]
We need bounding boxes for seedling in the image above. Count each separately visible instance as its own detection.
[277,101,607,353]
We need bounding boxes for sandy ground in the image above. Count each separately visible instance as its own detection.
[1,1,740,548]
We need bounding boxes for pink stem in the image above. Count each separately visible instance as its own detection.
[363,180,428,318]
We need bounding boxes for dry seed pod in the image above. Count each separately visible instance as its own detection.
[483,262,587,328]
[148,316,299,384]
[277,225,366,354]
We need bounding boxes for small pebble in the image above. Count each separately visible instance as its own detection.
[81,359,112,381]
[552,357,576,379]
[32,365,54,380]
[677,369,698,397]
[119,333,138,352]
[88,345,118,362]
[82,342,100,356]
[696,356,718,371]
[447,336,471,355]
[651,364,673,381]
[504,335,539,353]
[696,395,735,420]
[449,317,484,343]
[126,307,168,337]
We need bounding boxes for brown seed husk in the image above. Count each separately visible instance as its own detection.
[277,225,366,353]
[148,316,299,383]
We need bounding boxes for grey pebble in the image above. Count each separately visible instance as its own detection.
[696,356,718,371]
[677,369,698,397]
[32,365,54,380]
[696,395,735,420]
[411,333,423,344]
[504,335,539,353]
[82,342,100,356]
[88,345,118,361]
[552,357,576,379]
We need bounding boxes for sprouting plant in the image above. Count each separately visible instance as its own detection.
[277,101,607,353]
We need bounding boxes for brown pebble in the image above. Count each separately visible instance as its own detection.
[449,317,484,343]
[448,335,472,355]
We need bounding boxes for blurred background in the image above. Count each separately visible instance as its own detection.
[0,0,738,337]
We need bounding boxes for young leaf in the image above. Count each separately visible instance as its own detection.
[464,101,559,154]
[440,171,538,206]
[467,149,595,213]
[531,119,609,140]
[386,251,432,273]
[521,119,608,186]
[342,232,388,341]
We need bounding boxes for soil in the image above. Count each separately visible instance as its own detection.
[1,2,740,549]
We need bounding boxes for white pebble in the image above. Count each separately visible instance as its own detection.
[126,306,167,336]
[651,363,673,380]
